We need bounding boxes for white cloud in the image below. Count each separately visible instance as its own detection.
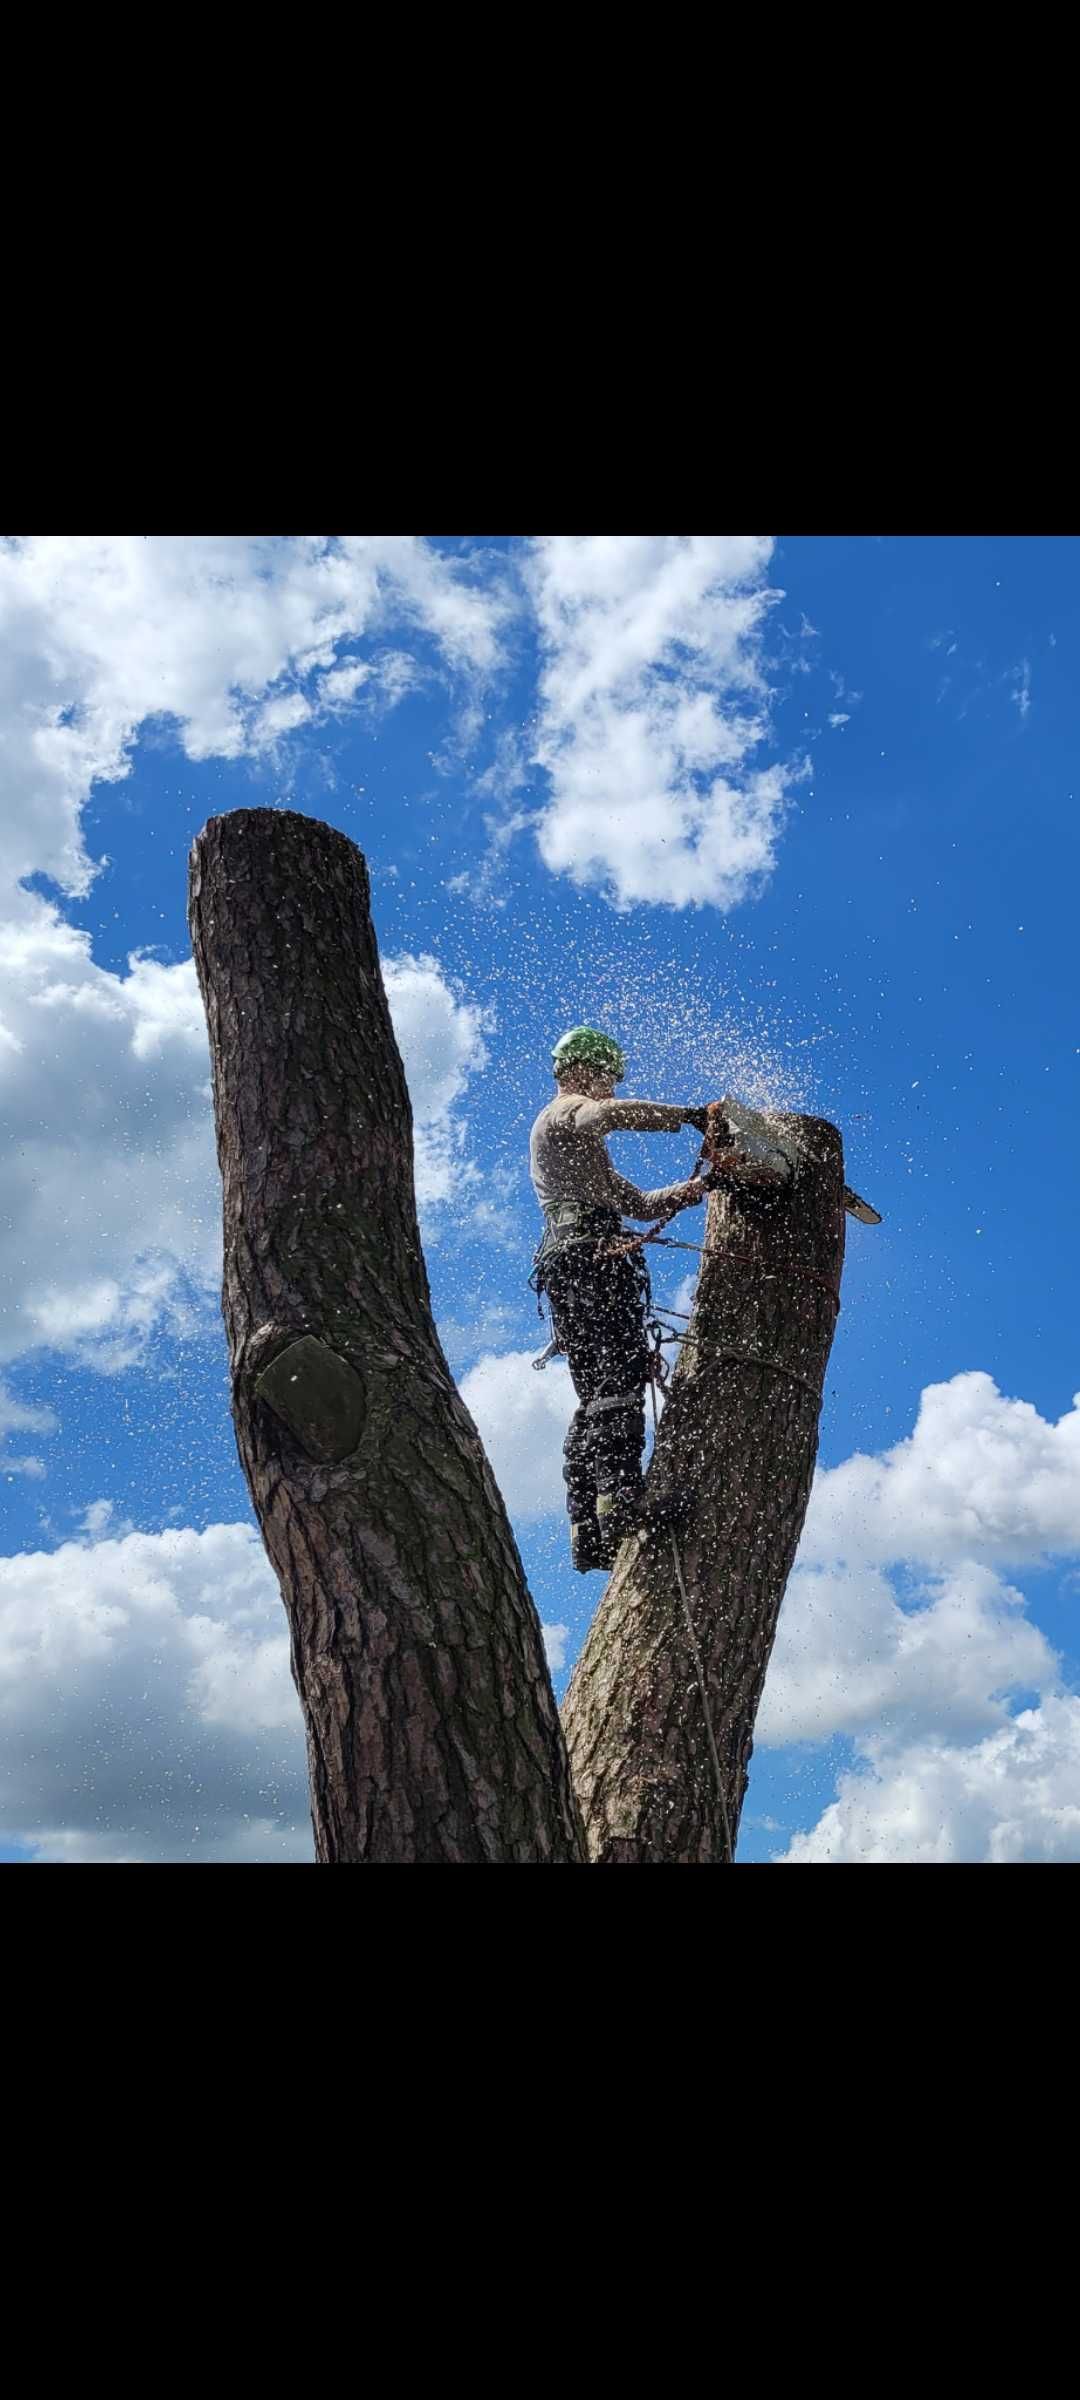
[525,535,797,909]
[794,1373,1080,1574]
[758,1371,1080,1863]
[0,1517,310,1862]
[251,691,313,748]
[0,1501,574,1861]
[319,659,374,706]
[780,1698,1080,1864]
[0,535,507,1371]
[119,949,210,1060]
[317,650,419,712]
[542,1623,570,1672]
[79,1497,134,1540]
[759,1559,1055,1750]
[437,1302,519,1370]
[459,1348,575,1521]
[828,711,850,729]
[0,535,509,907]
[381,952,491,1210]
[462,1187,526,1253]
[1011,659,1032,720]
[22,1819,314,1865]
[0,906,219,1369]
[1,1377,58,1483]
[0,893,490,1369]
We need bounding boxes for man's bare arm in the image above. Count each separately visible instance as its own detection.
[609,1171,706,1220]
[570,1097,696,1136]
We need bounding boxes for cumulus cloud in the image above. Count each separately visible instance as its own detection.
[0,1508,575,1861]
[794,1372,1080,1574]
[251,691,313,749]
[437,1303,519,1370]
[0,535,510,1373]
[458,1349,575,1520]
[0,896,490,1370]
[0,1517,310,1861]
[381,952,491,1209]
[318,650,420,713]
[0,1379,57,1439]
[780,1698,1080,1864]
[759,1559,1056,1751]
[0,905,219,1369]
[525,534,797,910]
[0,1376,57,1479]
[759,1372,1080,1862]
[0,534,508,906]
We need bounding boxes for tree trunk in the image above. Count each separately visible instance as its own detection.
[560,1115,845,1864]
[188,808,585,1864]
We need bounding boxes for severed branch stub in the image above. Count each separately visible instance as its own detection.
[188,806,586,1865]
[255,1335,367,1464]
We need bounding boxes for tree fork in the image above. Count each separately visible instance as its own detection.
[188,808,585,1864]
[560,1114,846,1864]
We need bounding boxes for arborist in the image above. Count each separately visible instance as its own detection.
[529,1026,793,1573]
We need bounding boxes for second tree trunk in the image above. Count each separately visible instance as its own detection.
[561,1115,845,1864]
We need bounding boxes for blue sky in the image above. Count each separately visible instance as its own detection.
[1,532,1077,1863]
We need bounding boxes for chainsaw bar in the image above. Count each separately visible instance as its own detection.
[843,1186,882,1225]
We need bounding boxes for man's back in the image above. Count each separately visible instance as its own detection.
[529,1091,691,1221]
[530,1095,615,1214]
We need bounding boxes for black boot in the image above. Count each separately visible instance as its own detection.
[570,1516,604,1573]
[595,1484,643,1567]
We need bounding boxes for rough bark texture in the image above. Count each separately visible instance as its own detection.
[561,1115,846,1864]
[188,808,585,1864]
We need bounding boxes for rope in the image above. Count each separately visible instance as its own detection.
[669,1533,735,1867]
[603,1228,841,1313]
[646,1346,734,1865]
[647,1314,824,1401]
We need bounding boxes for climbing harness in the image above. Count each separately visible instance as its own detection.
[586,1390,642,1420]
[529,1200,653,1367]
[529,1202,621,1310]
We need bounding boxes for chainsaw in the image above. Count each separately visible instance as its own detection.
[697,1102,881,1223]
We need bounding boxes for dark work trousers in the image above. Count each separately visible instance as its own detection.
[543,1243,650,1521]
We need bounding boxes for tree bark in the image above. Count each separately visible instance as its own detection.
[188,808,585,1864]
[560,1114,846,1864]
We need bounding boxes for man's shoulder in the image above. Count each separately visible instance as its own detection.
[532,1096,579,1134]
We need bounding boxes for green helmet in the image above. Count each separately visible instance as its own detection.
[551,1025,626,1082]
